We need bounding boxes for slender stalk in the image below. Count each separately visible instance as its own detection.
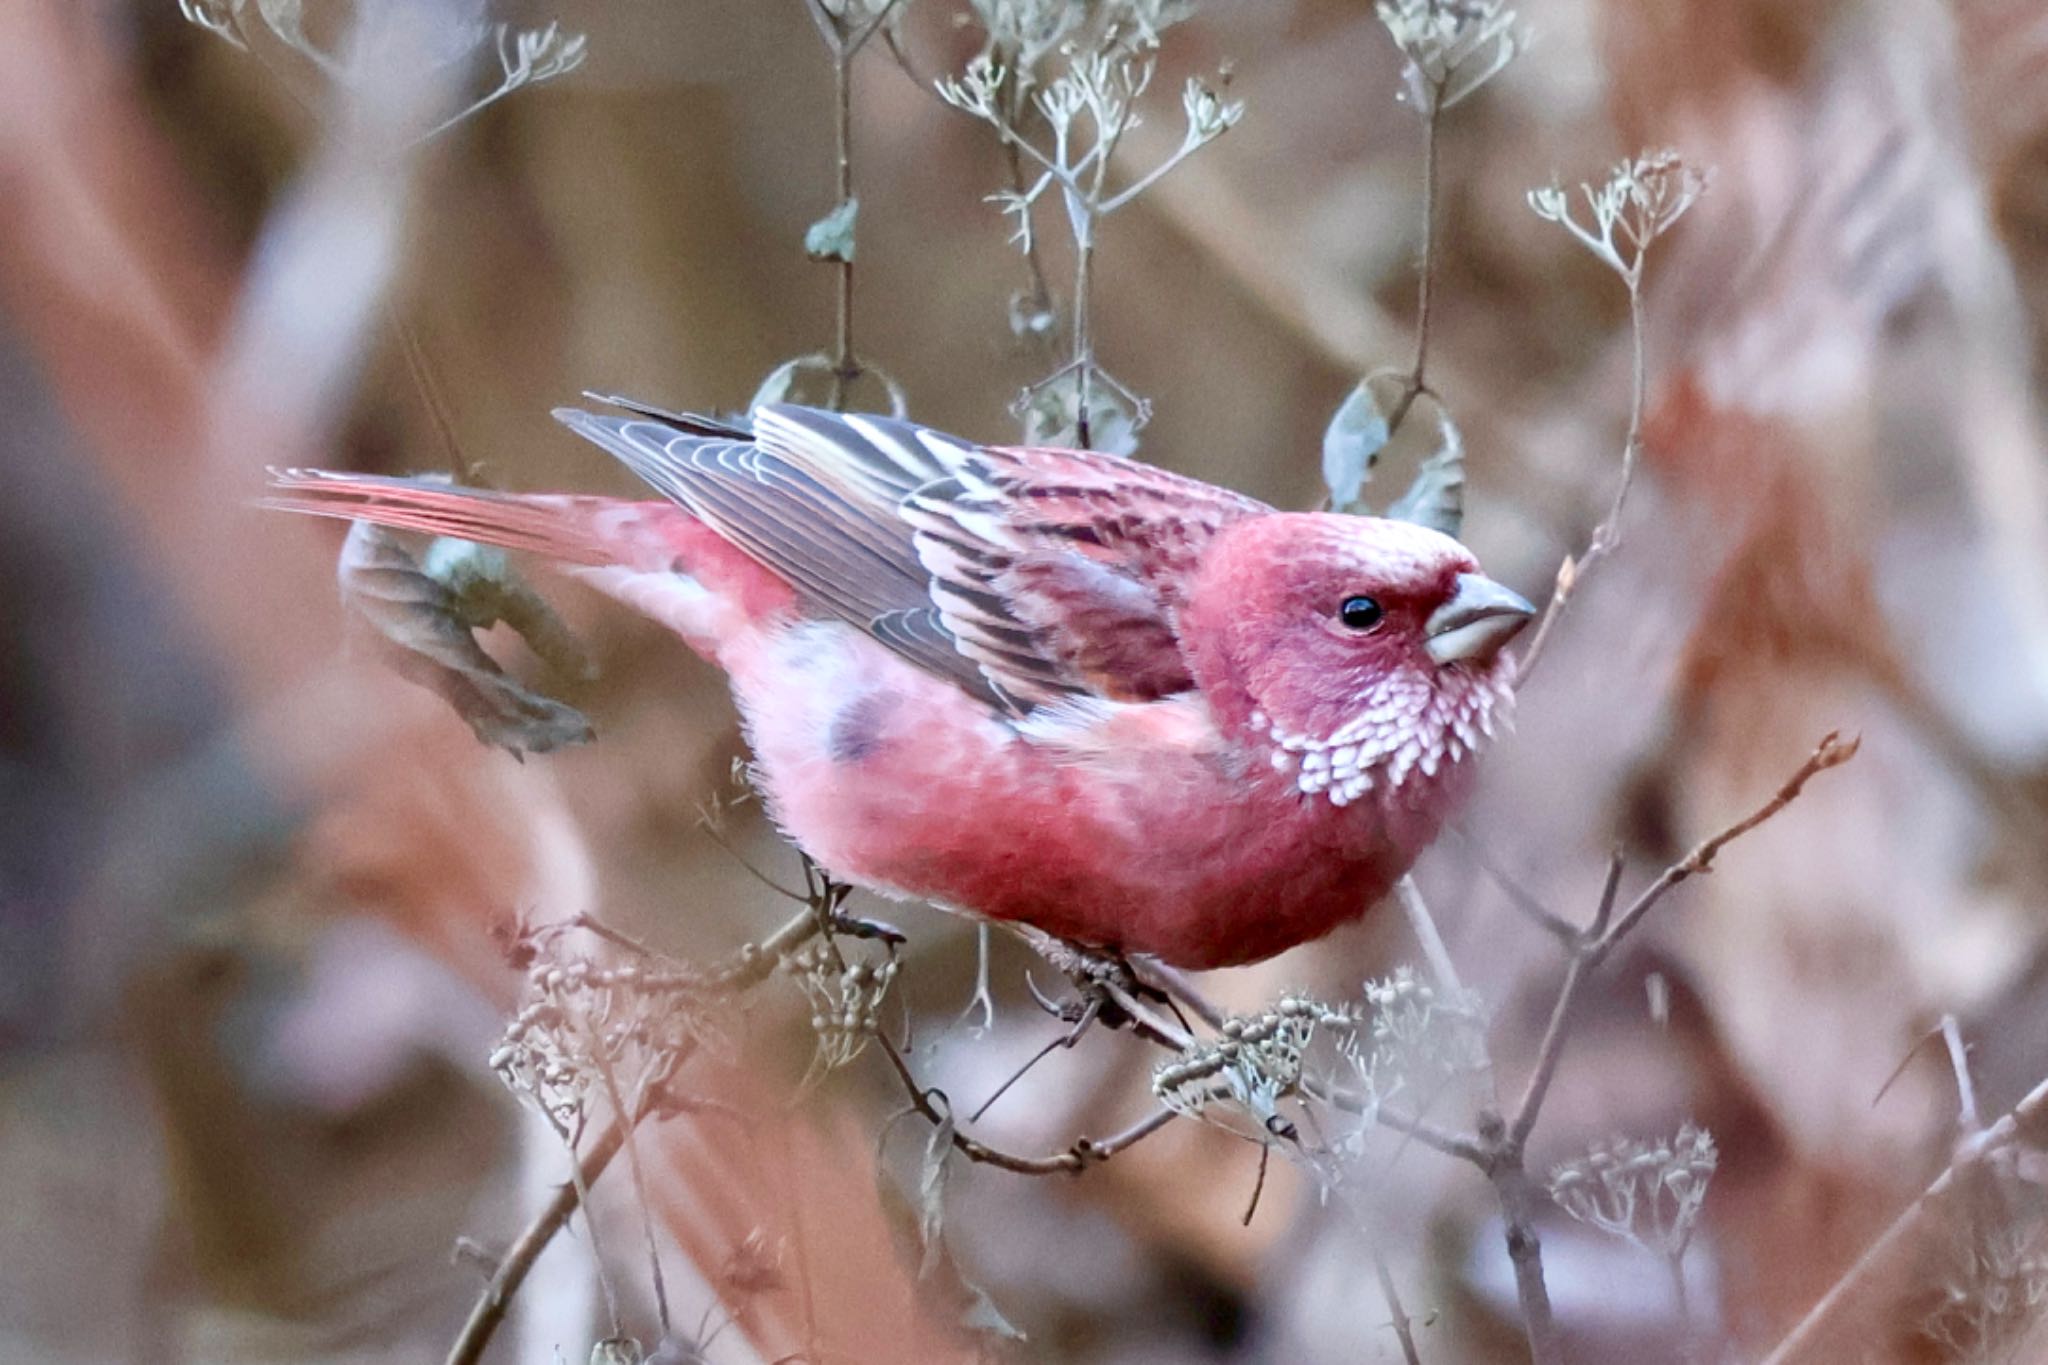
[1000,81,1059,362]
[1071,233,1096,448]
[1760,1073,2048,1364]
[1381,88,1445,442]
[1411,96,1442,394]
[446,1115,633,1365]
[828,44,859,409]
[1668,1252,1696,1364]
[875,1032,1176,1174]
[591,1041,672,1337]
[1371,1243,1425,1365]
[1395,874,1464,995]
[445,908,826,1365]
[1515,279,1646,686]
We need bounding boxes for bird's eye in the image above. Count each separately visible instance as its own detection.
[1339,596,1383,630]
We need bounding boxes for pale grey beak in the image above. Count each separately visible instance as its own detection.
[1426,573,1535,665]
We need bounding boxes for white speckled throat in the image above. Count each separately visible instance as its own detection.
[1253,668,1513,807]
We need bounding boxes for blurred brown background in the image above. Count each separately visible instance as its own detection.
[4,0,2048,1361]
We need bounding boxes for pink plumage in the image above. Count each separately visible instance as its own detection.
[267,400,1532,968]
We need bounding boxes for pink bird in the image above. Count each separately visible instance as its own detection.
[268,401,1532,968]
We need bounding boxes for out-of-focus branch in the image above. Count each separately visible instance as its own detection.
[1759,1070,2048,1363]
[445,905,829,1365]
[447,1099,636,1365]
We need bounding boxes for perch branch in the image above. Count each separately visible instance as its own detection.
[876,1032,1177,1174]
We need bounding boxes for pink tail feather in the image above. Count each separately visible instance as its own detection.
[265,469,800,651]
[264,470,622,567]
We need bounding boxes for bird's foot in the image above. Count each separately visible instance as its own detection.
[1017,930,1189,1045]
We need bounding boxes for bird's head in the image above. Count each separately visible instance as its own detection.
[1180,512,1532,806]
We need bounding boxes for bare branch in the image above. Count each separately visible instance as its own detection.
[1760,1072,2048,1365]
[1592,732,1860,958]
[875,1033,1176,1175]
[1508,733,1859,1150]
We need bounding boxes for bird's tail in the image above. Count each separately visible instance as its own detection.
[263,470,628,568]
[265,468,799,658]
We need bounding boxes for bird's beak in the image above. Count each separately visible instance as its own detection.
[1426,573,1535,665]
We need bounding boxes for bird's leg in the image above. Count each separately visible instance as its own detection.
[829,909,906,947]
[1015,929,1193,1048]
[797,853,906,947]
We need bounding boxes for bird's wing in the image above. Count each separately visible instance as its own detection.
[553,401,1267,708]
[903,441,1269,704]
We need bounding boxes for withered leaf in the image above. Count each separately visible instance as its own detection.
[338,516,594,758]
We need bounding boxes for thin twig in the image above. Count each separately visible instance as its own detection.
[1942,1014,1980,1135]
[875,1032,1176,1175]
[1759,1073,2048,1364]
[1409,88,1444,395]
[1395,874,1465,995]
[1513,281,1648,687]
[1453,829,1581,946]
[970,996,1101,1121]
[828,42,858,408]
[1242,1141,1271,1226]
[446,1118,632,1365]
[1479,735,1856,1362]
[1591,731,1860,958]
[587,1023,673,1338]
[1508,736,1855,1150]
[1372,1243,1426,1365]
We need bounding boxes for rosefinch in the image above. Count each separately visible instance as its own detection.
[268,400,1532,968]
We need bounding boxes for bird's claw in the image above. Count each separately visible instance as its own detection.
[830,909,906,947]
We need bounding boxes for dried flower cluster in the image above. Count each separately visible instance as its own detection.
[490,942,723,1137]
[942,0,1241,448]
[1919,1174,2048,1361]
[1376,0,1527,113]
[1547,1121,1719,1261]
[781,936,900,1075]
[1153,994,1350,1135]
[1527,150,1711,289]
[177,0,586,143]
[1336,966,1490,1118]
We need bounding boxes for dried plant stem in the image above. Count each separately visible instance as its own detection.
[1379,87,1446,444]
[1942,1014,1981,1134]
[388,304,482,486]
[876,1032,1176,1174]
[1668,1251,1696,1363]
[1002,86,1059,360]
[1371,1242,1426,1365]
[801,0,904,410]
[446,907,828,1365]
[1479,733,1857,1361]
[1479,1122,1563,1365]
[1759,1072,2048,1364]
[1514,280,1646,686]
[1411,102,1440,394]
[1071,233,1099,448]
[447,1107,635,1365]
[829,42,858,409]
[1395,873,1464,995]
[590,1037,672,1337]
